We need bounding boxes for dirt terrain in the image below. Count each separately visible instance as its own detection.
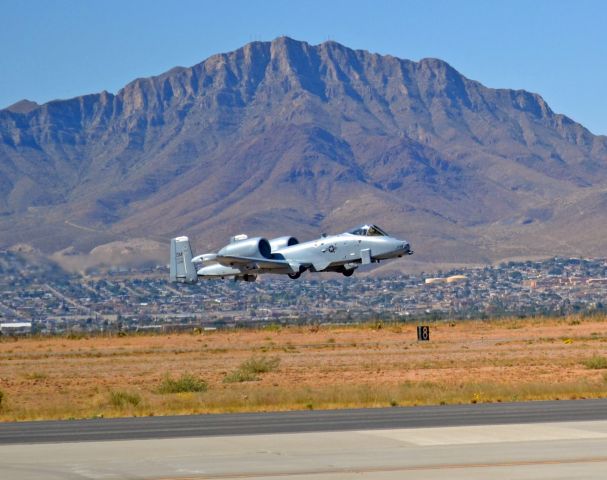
[1,316,606,421]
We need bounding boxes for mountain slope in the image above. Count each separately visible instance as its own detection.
[1,37,606,269]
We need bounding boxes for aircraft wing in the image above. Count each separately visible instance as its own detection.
[216,255,292,270]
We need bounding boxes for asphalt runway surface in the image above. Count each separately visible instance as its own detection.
[3,399,607,479]
[2,398,607,444]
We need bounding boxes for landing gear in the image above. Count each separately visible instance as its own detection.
[288,265,306,280]
[342,269,354,277]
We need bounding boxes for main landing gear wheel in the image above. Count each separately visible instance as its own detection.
[288,265,306,280]
[342,269,354,277]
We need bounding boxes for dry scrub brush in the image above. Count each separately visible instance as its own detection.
[108,390,141,408]
[223,356,280,383]
[157,373,208,394]
[582,356,607,369]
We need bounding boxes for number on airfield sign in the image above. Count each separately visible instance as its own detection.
[417,325,430,341]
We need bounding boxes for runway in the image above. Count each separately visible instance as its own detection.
[2,399,607,479]
[2,398,607,444]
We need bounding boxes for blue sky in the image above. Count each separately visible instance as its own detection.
[2,0,606,134]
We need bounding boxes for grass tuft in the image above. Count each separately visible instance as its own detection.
[223,356,280,383]
[109,390,141,408]
[582,356,607,369]
[23,371,48,380]
[158,373,208,394]
[223,368,259,383]
[223,369,259,383]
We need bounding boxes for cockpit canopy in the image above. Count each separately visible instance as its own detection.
[347,224,390,237]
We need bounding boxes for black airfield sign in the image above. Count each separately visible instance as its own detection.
[417,325,430,341]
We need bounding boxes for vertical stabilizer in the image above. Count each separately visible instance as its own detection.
[170,236,198,283]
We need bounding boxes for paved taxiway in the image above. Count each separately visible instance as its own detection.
[1,399,607,479]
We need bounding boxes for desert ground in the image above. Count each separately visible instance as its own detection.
[1,315,606,421]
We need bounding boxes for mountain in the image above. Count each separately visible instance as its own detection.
[5,99,40,114]
[1,37,607,272]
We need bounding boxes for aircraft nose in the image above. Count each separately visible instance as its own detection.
[401,241,413,255]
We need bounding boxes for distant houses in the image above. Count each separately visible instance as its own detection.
[1,249,607,334]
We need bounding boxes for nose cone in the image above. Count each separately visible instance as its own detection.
[375,237,413,260]
[402,241,413,255]
[391,238,413,257]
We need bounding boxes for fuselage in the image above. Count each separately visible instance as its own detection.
[194,225,412,279]
[273,232,410,269]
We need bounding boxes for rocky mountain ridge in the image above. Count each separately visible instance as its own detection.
[1,37,606,271]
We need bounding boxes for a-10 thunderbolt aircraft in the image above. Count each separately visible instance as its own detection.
[169,224,413,283]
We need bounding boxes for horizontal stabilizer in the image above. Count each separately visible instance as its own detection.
[192,253,218,264]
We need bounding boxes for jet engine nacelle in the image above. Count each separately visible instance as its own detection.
[218,237,272,259]
[268,236,299,252]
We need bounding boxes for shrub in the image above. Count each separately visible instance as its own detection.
[24,371,48,380]
[240,355,280,374]
[223,369,259,383]
[582,356,607,369]
[0,389,4,408]
[158,373,208,394]
[223,356,280,383]
[109,390,141,408]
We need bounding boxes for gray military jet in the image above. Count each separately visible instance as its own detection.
[169,224,413,283]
